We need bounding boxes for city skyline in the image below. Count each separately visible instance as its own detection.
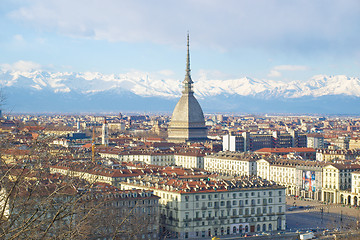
[3,1,360,236]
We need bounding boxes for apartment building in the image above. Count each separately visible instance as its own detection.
[257,159,325,200]
[307,133,325,149]
[322,163,360,204]
[255,147,316,160]
[50,161,149,187]
[119,150,175,166]
[349,138,360,150]
[330,136,350,150]
[174,150,205,169]
[204,152,257,176]
[223,130,307,152]
[1,177,160,240]
[316,149,360,162]
[351,172,360,193]
[121,175,286,239]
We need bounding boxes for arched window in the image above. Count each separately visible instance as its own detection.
[269,223,272,231]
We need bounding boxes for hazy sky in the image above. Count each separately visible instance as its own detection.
[1,0,360,82]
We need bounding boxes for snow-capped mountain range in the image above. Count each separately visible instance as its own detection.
[1,69,360,114]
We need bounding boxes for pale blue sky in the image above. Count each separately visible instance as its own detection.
[1,0,360,82]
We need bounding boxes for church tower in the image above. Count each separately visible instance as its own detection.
[167,34,207,143]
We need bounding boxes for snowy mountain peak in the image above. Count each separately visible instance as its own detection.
[1,69,360,99]
[1,69,360,113]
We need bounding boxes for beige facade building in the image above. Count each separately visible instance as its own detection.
[349,171,360,205]
[349,139,360,150]
[351,171,360,194]
[119,151,175,166]
[322,164,360,204]
[50,161,148,187]
[121,175,286,239]
[257,159,324,200]
[174,151,205,169]
[316,149,360,162]
[204,152,257,176]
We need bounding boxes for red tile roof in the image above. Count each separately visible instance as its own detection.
[255,147,315,154]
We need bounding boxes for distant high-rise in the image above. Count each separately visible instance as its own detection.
[76,119,81,132]
[223,130,307,152]
[167,34,207,143]
[102,118,109,146]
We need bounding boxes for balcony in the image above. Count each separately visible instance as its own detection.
[219,216,227,220]
[201,206,207,210]
[214,205,219,209]
[255,214,263,217]
[183,218,192,222]
[206,217,214,220]
[194,217,202,221]
[267,213,275,216]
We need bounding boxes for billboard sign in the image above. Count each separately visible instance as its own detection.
[302,170,316,192]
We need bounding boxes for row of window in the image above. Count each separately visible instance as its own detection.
[189,206,282,219]
[189,197,280,209]
[186,191,282,201]
[183,223,276,238]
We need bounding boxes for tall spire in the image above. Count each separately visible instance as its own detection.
[183,32,193,94]
[186,33,191,77]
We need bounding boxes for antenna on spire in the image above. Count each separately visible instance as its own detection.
[183,32,193,93]
[186,32,191,76]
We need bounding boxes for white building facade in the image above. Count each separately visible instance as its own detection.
[174,152,205,169]
[204,152,257,176]
[121,176,286,239]
[257,159,324,200]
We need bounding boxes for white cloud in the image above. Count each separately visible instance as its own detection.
[267,70,282,78]
[273,65,309,71]
[0,60,42,72]
[196,69,233,81]
[7,0,360,54]
[157,70,175,77]
[268,65,309,78]
[13,34,24,42]
[36,37,46,44]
